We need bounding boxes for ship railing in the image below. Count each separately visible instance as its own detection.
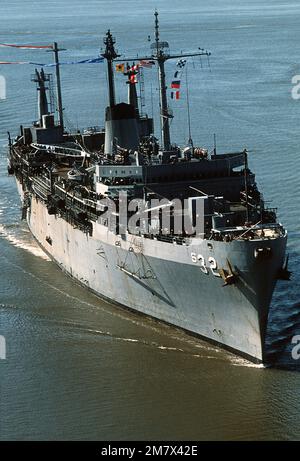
[31,175,51,191]
[83,126,102,134]
[32,183,49,202]
[54,183,97,209]
[96,216,192,245]
[210,222,285,241]
[31,143,88,158]
[67,194,97,211]
[144,233,191,245]
[60,209,93,236]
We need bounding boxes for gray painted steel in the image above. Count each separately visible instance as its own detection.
[21,183,287,362]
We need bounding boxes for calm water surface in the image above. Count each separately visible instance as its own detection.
[0,0,300,441]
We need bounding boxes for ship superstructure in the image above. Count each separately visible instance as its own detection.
[7,13,290,362]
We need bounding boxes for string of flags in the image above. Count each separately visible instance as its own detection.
[38,57,104,66]
[116,63,125,73]
[0,43,53,49]
[0,61,29,65]
[0,42,104,65]
[0,57,104,66]
[129,64,139,83]
[139,60,155,68]
[170,58,187,100]
[115,60,155,74]
[0,43,162,74]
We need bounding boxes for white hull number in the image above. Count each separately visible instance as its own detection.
[191,253,221,277]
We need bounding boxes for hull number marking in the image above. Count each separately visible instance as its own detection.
[191,253,221,277]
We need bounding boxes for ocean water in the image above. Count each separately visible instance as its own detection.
[0,0,300,441]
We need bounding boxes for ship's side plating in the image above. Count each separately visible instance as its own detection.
[23,183,286,362]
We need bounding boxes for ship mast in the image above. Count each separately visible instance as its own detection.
[153,11,171,150]
[107,11,211,151]
[101,30,120,107]
[32,69,50,126]
[51,42,64,129]
[150,11,210,151]
[244,149,250,223]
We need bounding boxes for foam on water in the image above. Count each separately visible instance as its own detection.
[0,223,50,260]
[228,356,266,369]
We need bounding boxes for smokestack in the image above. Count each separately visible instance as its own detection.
[104,103,139,155]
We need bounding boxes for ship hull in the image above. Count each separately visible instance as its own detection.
[18,182,287,363]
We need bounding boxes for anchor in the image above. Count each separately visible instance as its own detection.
[219,259,237,287]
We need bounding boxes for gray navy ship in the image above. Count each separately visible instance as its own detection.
[7,12,290,362]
